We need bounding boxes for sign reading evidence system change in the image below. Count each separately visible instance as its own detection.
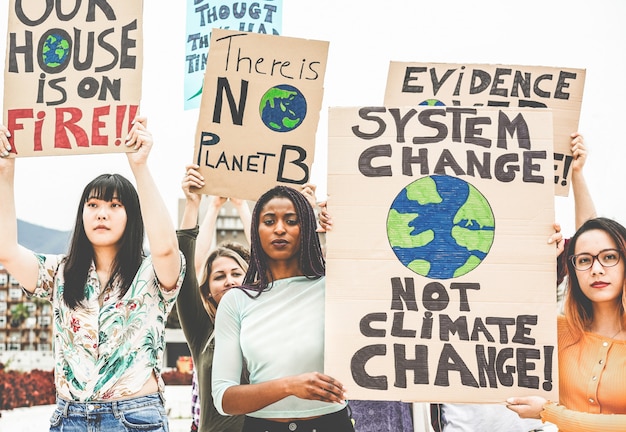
[385,62,585,197]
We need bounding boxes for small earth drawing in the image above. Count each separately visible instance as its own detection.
[42,34,70,68]
[387,175,495,279]
[419,99,446,106]
[259,84,307,132]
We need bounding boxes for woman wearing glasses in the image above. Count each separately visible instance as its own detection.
[507,217,626,431]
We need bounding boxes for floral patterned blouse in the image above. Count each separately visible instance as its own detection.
[29,252,185,402]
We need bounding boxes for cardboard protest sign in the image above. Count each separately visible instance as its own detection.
[325,106,558,403]
[3,0,143,157]
[184,0,282,110]
[384,62,585,196]
[193,29,328,200]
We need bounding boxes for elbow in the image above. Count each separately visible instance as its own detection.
[152,236,180,259]
[213,389,229,416]
[0,242,19,264]
[214,387,242,416]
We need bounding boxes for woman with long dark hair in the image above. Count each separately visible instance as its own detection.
[212,185,354,432]
[507,217,626,431]
[0,119,184,431]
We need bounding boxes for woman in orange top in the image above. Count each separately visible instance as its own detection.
[507,217,626,432]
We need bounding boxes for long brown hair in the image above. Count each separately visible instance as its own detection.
[198,243,249,321]
[564,217,626,339]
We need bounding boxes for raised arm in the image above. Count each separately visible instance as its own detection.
[548,133,595,256]
[569,133,596,229]
[180,164,203,231]
[229,197,251,244]
[195,195,226,278]
[126,118,181,290]
[0,127,39,292]
[177,165,211,347]
[195,196,251,276]
[184,163,251,277]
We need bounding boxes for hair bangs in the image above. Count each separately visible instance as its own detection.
[84,174,132,204]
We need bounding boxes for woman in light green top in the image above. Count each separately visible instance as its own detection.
[212,185,354,432]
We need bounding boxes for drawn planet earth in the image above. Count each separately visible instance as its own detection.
[387,175,495,279]
[419,99,446,106]
[42,34,70,69]
[259,84,307,132]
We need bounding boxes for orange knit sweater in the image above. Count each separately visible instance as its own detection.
[541,316,626,431]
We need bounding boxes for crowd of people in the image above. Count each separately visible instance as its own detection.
[0,117,624,432]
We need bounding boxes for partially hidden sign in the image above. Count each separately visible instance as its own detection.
[193,29,328,200]
[325,106,558,403]
[184,0,283,110]
[3,0,143,157]
[384,62,585,196]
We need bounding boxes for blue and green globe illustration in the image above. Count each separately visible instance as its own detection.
[387,175,495,279]
[259,84,307,132]
[419,99,445,106]
[42,33,70,69]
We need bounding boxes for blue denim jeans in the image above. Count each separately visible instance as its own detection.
[49,393,169,432]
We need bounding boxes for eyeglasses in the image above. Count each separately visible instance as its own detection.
[569,249,622,271]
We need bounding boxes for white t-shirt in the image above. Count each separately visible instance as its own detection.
[441,403,549,432]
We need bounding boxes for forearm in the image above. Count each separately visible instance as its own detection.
[195,204,219,276]
[0,161,38,291]
[0,162,18,260]
[176,228,211,346]
[221,379,292,415]
[571,170,596,229]
[233,200,252,243]
[542,402,626,432]
[131,163,180,287]
[180,200,200,230]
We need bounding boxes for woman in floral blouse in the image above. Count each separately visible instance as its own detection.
[0,118,185,431]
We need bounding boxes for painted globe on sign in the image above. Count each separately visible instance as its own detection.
[259,84,307,132]
[42,34,70,68]
[419,99,445,106]
[387,175,495,279]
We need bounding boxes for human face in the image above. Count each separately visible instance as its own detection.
[208,256,245,305]
[82,195,127,249]
[573,229,625,306]
[258,197,301,265]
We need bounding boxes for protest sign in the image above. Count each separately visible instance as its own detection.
[384,62,585,196]
[193,28,328,200]
[3,0,143,157]
[325,106,558,403]
[184,0,282,110]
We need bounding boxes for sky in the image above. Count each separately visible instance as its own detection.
[1,0,625,237]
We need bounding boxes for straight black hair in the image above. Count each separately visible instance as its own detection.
[63,174,144,309]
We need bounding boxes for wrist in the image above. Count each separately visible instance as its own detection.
[540,400,555,422]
